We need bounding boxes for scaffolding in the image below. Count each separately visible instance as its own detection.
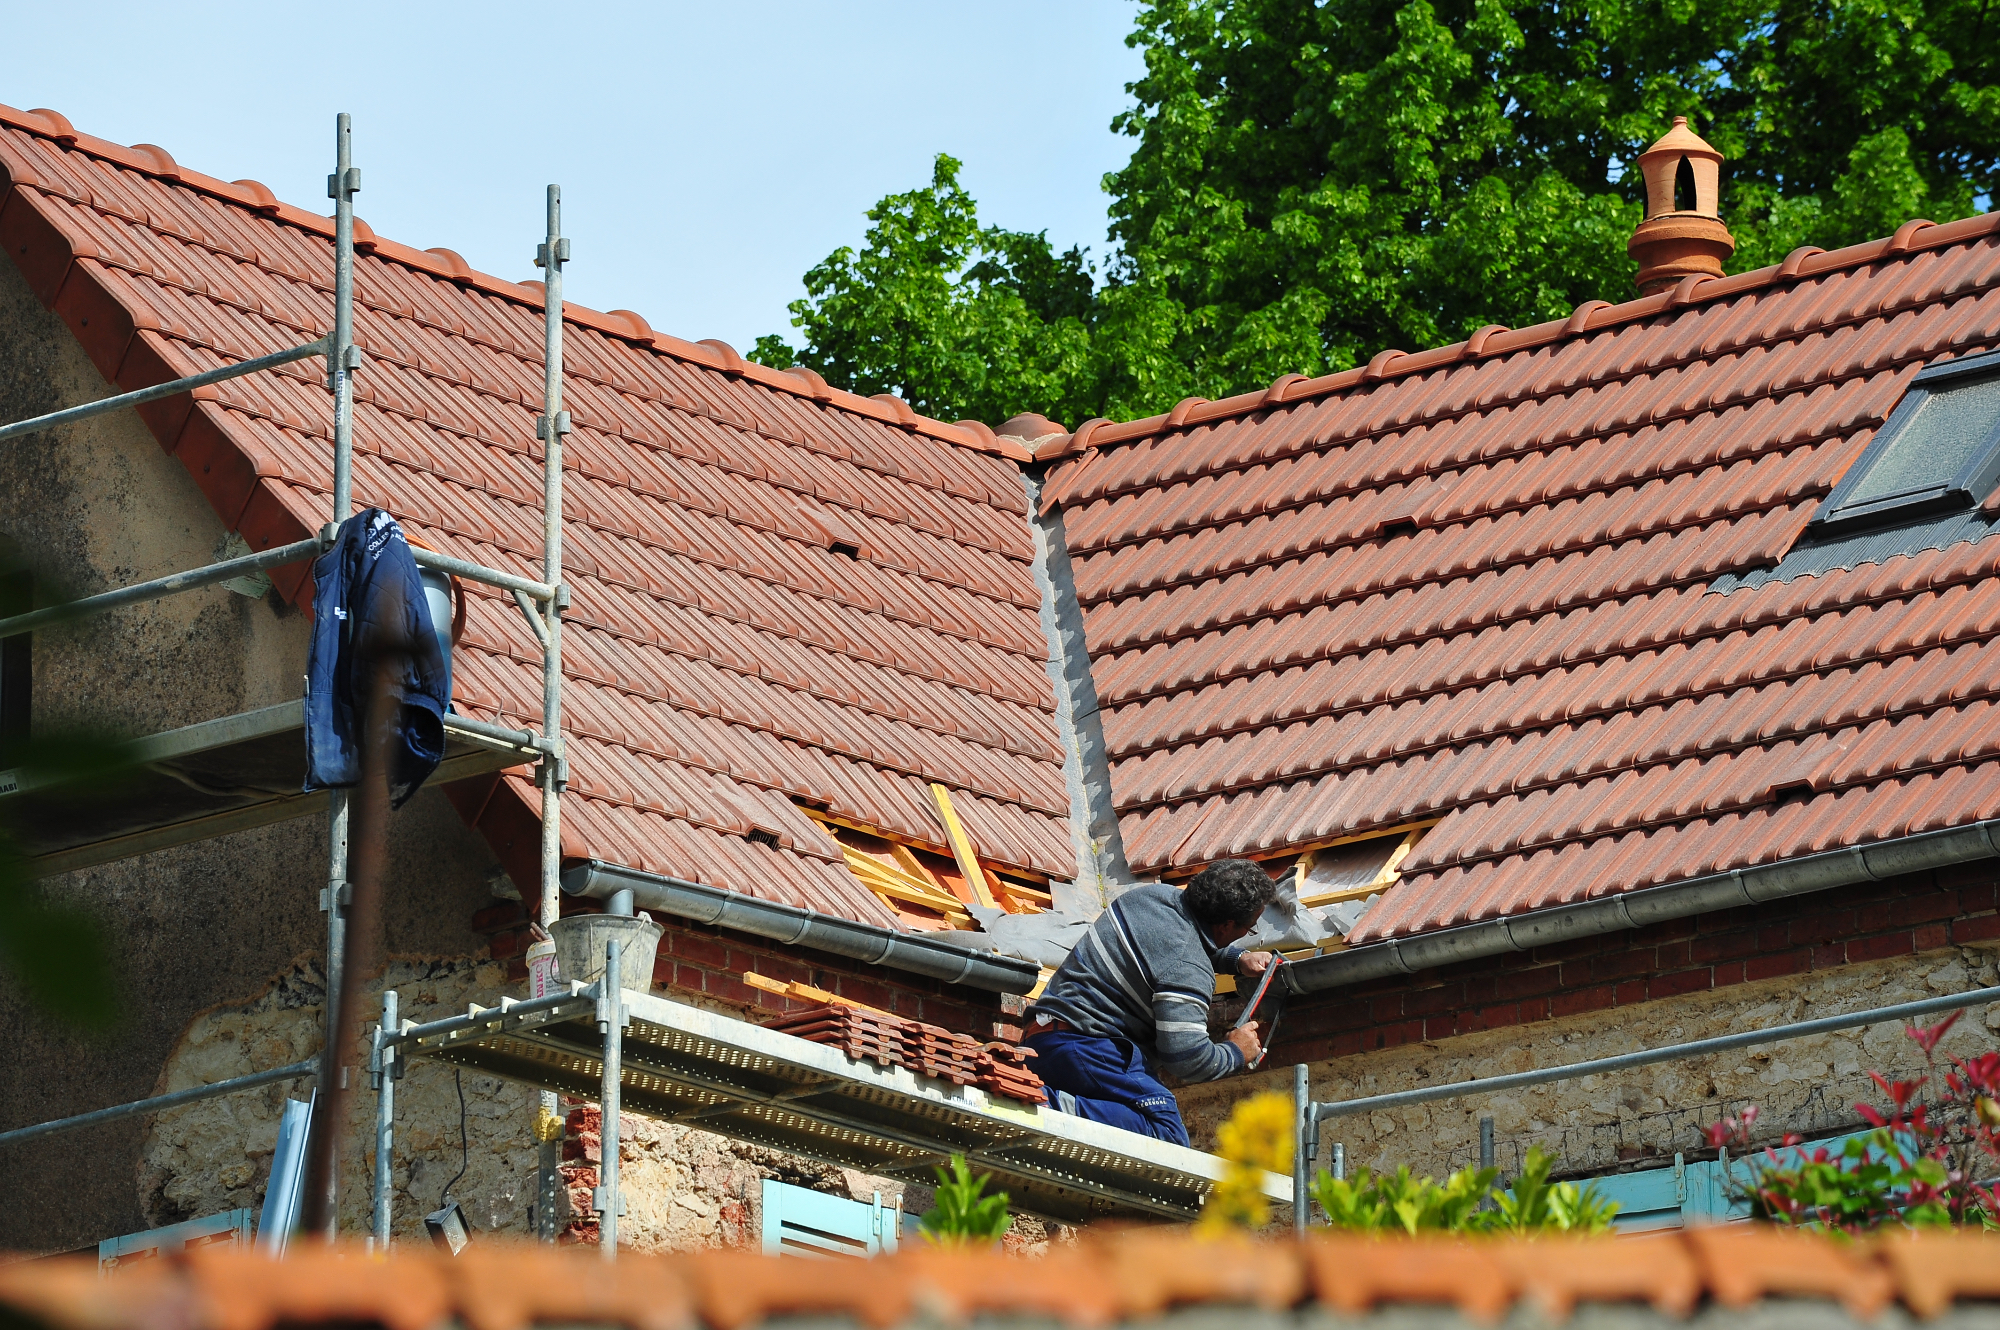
[369,939,1291,1252]
[0,113,1295,1256]
[0,113,570,1238]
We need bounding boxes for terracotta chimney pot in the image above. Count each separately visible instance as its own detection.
[1627,116,1735,295]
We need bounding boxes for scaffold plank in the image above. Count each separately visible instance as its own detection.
[396,987,1286,1224]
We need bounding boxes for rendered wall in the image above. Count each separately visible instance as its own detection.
[0,253,504,1254]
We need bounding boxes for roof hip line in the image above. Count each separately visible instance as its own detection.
[0,102,1028,461]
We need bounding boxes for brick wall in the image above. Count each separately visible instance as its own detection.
[473,901,1011,1039]
[1274,861,2000,1066]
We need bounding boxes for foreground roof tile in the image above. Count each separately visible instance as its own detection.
[7,1228,1992,1329]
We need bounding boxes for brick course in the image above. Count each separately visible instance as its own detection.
[471,901,1004,1038]
[1274,865,2000,1065]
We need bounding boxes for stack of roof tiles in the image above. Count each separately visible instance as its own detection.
[1039,212,2000,941]
[765,1003,1045,1103]
[0,102,1072,924]
[4,1228,2000,1326]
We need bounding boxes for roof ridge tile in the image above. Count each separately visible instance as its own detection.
[0,102,1028,460]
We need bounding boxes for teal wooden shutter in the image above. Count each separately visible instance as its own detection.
[1576,1127,1890,1231]
[759,1180,919,1257]
[99,1209,257,1269]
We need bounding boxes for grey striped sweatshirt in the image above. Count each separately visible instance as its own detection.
[1026,882,1244,1083]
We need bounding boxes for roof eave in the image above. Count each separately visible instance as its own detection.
[562,858,1043,993]
[1286,818,2000,997]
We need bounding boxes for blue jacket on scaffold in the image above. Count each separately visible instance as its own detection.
[303,508,450,807]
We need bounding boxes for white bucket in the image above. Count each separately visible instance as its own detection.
[550,914,663,991]
[525,936,560,998]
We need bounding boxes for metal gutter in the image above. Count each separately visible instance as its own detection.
[561,859,1043,994]
[1285,818,2000,996]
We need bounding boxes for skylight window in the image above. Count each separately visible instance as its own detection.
[1812,349,2000,532]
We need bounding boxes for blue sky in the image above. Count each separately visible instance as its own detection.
[5,2,1146,354]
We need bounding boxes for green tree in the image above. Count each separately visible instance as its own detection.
[760,0,2000,425]
[750,156,1094,425]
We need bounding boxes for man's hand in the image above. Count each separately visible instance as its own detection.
[1226,1020,1262,1064]
[1237,949,1275,976]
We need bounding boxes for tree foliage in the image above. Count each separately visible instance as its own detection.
[757,0,2000,425]
[750,156,1093,425]
[0,731,128,1032]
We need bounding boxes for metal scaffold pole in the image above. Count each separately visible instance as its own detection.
[329,113,358,521]
[596,939,625,1260]
[1292,1063,1310,1237]
[370,988,397,1247]
[533,184,570,1242]
[318,109,360,1240]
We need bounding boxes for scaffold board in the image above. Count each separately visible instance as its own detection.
[397,987,1286,1224]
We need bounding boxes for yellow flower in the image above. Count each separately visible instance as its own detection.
[1199,1092,1295,1235]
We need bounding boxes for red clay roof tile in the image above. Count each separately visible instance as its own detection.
[1048,201,2000,932]
[0,105,1074,921]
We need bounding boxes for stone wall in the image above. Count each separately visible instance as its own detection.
[1180,936,2000,1187]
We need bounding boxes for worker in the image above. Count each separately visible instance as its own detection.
[1023,859,1278,1146]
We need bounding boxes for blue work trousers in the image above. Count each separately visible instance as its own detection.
[1024,1030,1189,1146]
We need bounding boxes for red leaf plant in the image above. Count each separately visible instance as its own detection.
[1701,1013,2000,1232]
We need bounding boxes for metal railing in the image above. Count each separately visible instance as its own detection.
[1288,982,2000,1232]
[0,1060,318,1150]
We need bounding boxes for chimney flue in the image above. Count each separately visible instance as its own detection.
[1627,116,1735,295]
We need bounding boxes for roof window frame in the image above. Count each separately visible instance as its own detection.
[1810,348,2000,534]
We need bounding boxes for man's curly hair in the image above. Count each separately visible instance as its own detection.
[1182,859,1278,930]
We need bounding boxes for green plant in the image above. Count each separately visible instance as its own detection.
[1316,1162,1495,1234]
[918,1154,1011,1246]
[1483,1145,1622,1234]
[1312,1146,1619,1234]
[1704,1014,2000,1232]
